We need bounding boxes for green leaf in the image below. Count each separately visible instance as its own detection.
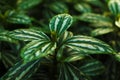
[49,14,73,38]
[6,11,31,24]
[17,0,42,10]
[0,60,40,80]
[115,17,120,28]
[108,0,120,16]
[9,29,49,41]
[58,63,89,80]
[49,2,68,13]
[74,3,92,13]
[79,60,105,76]
[91,27,114,36]
[0,31,17,43]
[21,40,56,63]
[65,35,115,54]
[78,13,112,23]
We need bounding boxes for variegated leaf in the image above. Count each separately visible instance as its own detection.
[108,0,120,15]
[79,60,105,76]
[49,14,73,38]
[64,35,115,54]
[0,31,17,43]
[17,0,42,10]
[21,40,56,62]
[58,63,90,80]
[9,29,50,41]
[0,60,40,80]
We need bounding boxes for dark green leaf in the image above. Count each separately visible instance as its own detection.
[49,14,73,38]
[0,60,40,80]
[65,35,115,54]
[17,0,42,10]
[9,29,50,41]
[79,60,105,76]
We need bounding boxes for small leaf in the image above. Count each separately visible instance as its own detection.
[65,35,115,54]
[78,13,112,23]
[74,3,92,13]
[9,29,49,41]
[17,0,42,10]
[49,14,73,38]
[49,2,68,13]
[91,27,114,36]
[0,31,17,43]
[6,11,31,24]
[115,17,120,28]
[0,60,40,80]
[79,60,105,76]
[108,0,120,16]
[21,40,56,63]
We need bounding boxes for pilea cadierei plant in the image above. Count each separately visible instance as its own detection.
[0,14,116,80]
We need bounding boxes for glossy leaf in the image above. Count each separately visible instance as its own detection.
[9,29,50,41]
[21,40,56,62]
[65,35,115,54]
[0,60,40,80]
[108,0,120,15]
[17,0,42,10]
[79,60,105,76]
[49,14,73,38]
[115,17,120,28]
[91,27,114,36]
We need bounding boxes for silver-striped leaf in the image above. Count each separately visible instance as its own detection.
[49,14,73,38]
[17,0,42,10]
[21,40,56,63]
[9,29,50,41]
[108,0,120,16]
[79,60,105,76]
[58,63,89,80]
[0,60,40,80]
[64,35,115,54]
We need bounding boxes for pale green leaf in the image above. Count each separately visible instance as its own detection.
[79,60,105,76]
[21,40,56,62]
[49,14,73,38]
[9,29,50,41]
[0,60,40,80]
[91,27,114,36]
[65,35,115,54]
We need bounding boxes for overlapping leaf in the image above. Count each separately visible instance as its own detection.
[64,35,115,54]
[49,14,73,38]
[0,60,40,80]
[108,0,120,16]
[21,40,56,62]
[79,60,105,76]
[9,29,49,41]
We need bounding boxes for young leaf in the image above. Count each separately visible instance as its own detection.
[21,40,56,63]
[64,35,115,54]
[108,0,120,16]
[17,0,42,10]
[9,29,50,41]
[49,14,73,38]
[79,60,105,76]
[0,60,40,80]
